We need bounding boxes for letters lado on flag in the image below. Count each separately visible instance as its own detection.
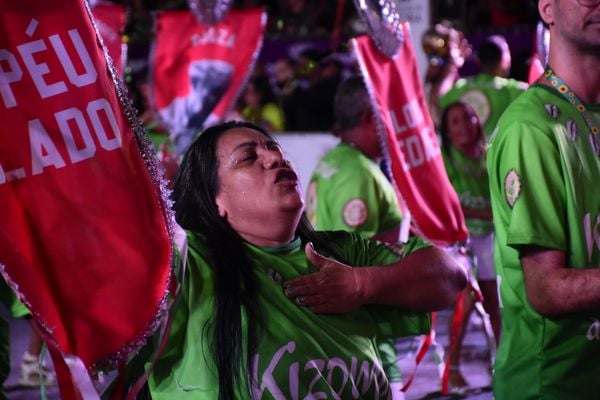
[150,8,266,155]
[352,24,468,246]
[0,0,172,393]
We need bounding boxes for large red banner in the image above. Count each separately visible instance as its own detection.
[0,0,172,393]
[151,8,265,155]
[91,1,126,79]
[352,27,468,246]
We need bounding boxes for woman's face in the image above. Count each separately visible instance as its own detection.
[214,127,303,242]
[243,83,261,108]
[446,105,480,148]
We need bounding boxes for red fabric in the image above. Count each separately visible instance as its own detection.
[528,54,545,85]
[151,8,265,140]
[91,2,126,79]
[400,313,435,392]
[352,28,468,246]
[0,0,171,377]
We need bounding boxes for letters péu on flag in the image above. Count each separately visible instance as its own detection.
[0,0,173,397]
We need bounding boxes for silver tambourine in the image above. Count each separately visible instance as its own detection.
[188,0,233,25]
[353,0,404,58]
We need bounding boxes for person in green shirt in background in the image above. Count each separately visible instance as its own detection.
[305,76,412,399]
[148,120,467,399]
[487,0,600,398]
[439,35,528,139]
[306,76,403,243]
[241,75,286,132]
[440,101,500,392]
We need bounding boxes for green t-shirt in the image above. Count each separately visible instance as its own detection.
[306,144,405,382]
[487,84,600,399]
[149,231,431,399]
[440,73,527,137]
[306,144,402,239]
[242,102,286,131]
[442,147,492,236]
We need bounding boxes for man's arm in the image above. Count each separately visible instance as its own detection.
[522,246,600,317]
[284,243,467,314]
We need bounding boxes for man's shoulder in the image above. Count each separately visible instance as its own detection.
[498,85,554,122]
[317,145,373,174]
[491,85,560,144]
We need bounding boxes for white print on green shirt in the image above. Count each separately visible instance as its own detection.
[586,319,600,341]
[250,341,390,400]
[584,212,600,264]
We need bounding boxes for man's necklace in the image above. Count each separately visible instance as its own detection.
[544,65,599,136]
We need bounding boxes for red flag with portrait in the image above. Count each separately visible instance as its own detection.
[150,8,265,155]
[91,1,127,78]
[0,0,172,397]
[352,26,468,246]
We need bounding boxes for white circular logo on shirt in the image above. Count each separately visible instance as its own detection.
[504,169,521,208]
[461,90,490,125]
[343,198,368,227]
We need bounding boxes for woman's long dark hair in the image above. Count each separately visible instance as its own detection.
[439,101,485,159]
[172,120,335,399]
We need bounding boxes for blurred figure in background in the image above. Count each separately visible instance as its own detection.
[292,48,341,131]
[422,21,472,128]
[440,101,500,393]
[439,35,528,139]
[271,57,301,130]
[241,75,286,131]
[306,76,409,399]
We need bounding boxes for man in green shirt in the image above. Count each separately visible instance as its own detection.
[440,35,528,138]
[306,76,408,398]
[306,76,403,244]
[487,1,600,398]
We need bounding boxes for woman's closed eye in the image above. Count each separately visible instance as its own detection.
[236,150,257,164]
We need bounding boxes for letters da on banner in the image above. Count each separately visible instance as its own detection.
[387,99,441,172]
[0,26,123,184]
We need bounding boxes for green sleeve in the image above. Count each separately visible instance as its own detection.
[492,121,566,252]
[318,167,400,238]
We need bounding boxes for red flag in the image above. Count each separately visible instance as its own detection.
[91,1,127,79]
[352,26,468,246]
[0,0,172,394]
[527,55,544,85]
[150,8,266,155]
[527,22,549,85]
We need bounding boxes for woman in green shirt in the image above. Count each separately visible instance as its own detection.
[440,102,500,393]
[150,120,466,399]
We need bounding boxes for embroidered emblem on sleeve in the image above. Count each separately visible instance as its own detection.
[504,169,521,208]
[343,198,368,227]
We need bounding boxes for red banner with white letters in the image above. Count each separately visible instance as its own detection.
[352,27,468,246]
[151,8,265,155]
[91,1,126,79]
[0,0,172,395]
